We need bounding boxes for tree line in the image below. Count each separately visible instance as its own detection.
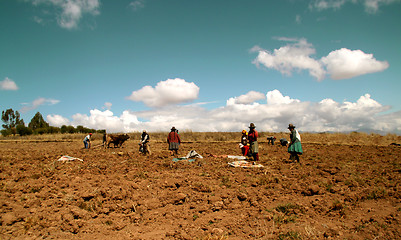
[1,108,104,136]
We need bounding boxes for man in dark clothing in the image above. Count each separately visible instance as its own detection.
[102,133,107,146]
[139,130,151,155]
[267,136,276,145]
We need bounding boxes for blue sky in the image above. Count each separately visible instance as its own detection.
[1,0,400,133]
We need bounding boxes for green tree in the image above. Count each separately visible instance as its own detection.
[60,125,68,134]
[28,112,49,130]
[1,129,12,137]
[1,108,24,135]
[76,125,85,133]
[35,128,48,135]
[97,129,106,134]
[66,125,76,133]
[47,126,60,134]
[16,124,33,136]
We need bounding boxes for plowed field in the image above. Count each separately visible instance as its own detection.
[1,136,400,239]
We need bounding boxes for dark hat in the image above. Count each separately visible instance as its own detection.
[249,123,256,128]
[288,124,295,129]
[171,126,176,131]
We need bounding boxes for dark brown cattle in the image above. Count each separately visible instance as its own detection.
[105,134,130,148]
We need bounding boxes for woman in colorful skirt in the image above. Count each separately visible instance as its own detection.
[287,124,302,162]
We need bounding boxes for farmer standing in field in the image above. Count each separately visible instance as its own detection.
[83,133,92,149]
[287,124,303,162]
[167,126,181,156]
[139,130,151,155]
[248,123,259,162]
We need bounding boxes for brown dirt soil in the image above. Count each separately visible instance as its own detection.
[0,136,400,239]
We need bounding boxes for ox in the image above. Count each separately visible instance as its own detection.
[105,134,130,148]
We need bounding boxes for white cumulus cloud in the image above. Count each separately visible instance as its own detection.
[48,109,142,132]
[251,38,326,81]
[0,77,19,90]
[252,38,389,81]
[321,48,389,80]
[127,78,200,108]
[47,89,401,134]
[47,114,70,126]
[71,109,140,133]
[227,91,266,105]
[266,89,300,105]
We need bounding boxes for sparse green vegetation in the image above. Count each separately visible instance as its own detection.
[275,203,300,215]
[278,231,302,240]
[220,176,231,188]
[366,187,387,200]
[271,203,301,225]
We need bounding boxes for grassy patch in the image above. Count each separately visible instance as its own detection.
[272,203,301,225]
[278,231,301,240]
[220,176,231,188]
[355,223,366,232]
[275,203,300,215]
[366,187,386,200]
[273,214,297,224]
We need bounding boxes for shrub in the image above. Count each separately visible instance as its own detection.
[1,128,13,137]
[16,125,33,136]
[34,128,48,135]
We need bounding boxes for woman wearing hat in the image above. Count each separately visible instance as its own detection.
[167,126,181,156]
[287,124,302,162]
[248,123,259,161]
